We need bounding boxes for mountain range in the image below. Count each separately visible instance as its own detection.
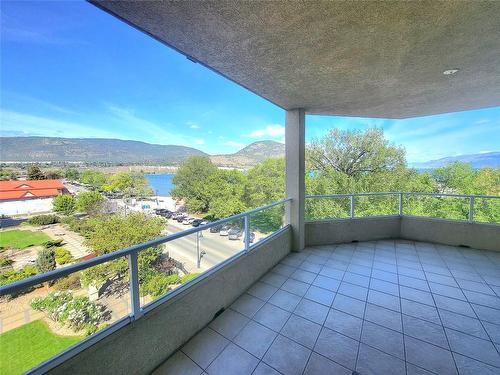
[0,137,285,168]
[1,136,497,169]
[411,152,500,169]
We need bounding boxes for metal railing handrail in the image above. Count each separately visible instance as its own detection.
[306,192,500,199]
[306,192,499,224]
[0,198,291,297]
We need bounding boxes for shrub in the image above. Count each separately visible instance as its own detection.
[54,247,74,265]
[35,248,56,274]
[0,266,37,286]
[181,273,200,283]
[44,239,64,248]
[27,214,60,226]
[52,195,76,215]
[141,273,181,298]
[53,273,81,291]
[0,256,13,267]
[31,291,108,335]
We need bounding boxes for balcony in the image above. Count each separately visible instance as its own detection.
[154,238,500,375]
[1,194,499,374]
[3,1,500,374]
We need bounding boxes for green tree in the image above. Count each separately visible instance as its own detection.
[246,158,285,207]
[35,248,56,274]
[207,169,247,218]
[76,191,105,214]
[307,128,405,177]
[79,213,165,287]
[103,172,152,197]
[0,168,18,180]
[52,195,76,215]
[45,170,63,179]
[79,170,107,190]
[27,165,45,180]
[64,168,80,181]
[172,156,218,212]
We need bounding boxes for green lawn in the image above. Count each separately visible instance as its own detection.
[0,320,82,375]
[0,230,51,250]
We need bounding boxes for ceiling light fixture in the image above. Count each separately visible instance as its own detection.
[443,69,459,75]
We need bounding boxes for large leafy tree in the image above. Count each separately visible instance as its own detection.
[79,170,107,190]
[80,213,165,287]
[76,191,105,215]
[103,172,152,197]
[27,165,45,180]
[171,156,218,212]
[53,194,76,215]
[307,128,405,177]
[246,158,285,207]
[207,169,247,218]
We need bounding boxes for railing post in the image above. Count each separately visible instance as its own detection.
[469,195,474,223]
[128,252,143,320]
[350,194,355,219]
[244,214,250,251]
[399,193,403,216]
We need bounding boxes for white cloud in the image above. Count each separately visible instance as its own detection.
[194,139,205,145]
[187,122,200,129]
[246,124,285,138]
[0,109,117,139]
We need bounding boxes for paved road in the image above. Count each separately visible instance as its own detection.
[164,221,245,272]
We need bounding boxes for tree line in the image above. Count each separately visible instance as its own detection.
[172,128,499,223]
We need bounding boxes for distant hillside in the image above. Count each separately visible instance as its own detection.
[0,137,207,164]
[0,137,285,168]
[411,152,500,169]
[210,140,285,168]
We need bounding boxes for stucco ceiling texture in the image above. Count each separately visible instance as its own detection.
[92,0,500,118]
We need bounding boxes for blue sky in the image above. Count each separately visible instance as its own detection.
[1,1,499,163]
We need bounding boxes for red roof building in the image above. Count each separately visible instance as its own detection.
[0,180,67,201]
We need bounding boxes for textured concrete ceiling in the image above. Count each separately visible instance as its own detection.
[91,1,500,118]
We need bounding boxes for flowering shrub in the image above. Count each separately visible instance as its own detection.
[31,291,108,335]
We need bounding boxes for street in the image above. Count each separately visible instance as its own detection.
[163,220,245,272]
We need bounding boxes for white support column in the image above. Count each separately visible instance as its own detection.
[285,108,305,251]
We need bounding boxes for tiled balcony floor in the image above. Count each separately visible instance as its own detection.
[154,240,500,375]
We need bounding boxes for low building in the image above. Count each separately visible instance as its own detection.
[0,179,67,216]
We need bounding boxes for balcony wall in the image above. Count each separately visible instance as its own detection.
[48,226,292,375]
[305,217,500,252]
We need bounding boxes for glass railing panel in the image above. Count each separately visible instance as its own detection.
[473,197,500,224]
[249,202,286,245]
[354,194,399,217]
[139,217,245,306]
[305,196,350,221]
[0,257,129,375]
[403,194,470,221]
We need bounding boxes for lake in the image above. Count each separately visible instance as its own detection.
[145,173,175,196]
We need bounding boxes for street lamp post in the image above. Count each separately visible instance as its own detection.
[196,231,205,269]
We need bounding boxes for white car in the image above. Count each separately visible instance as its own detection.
[219,225,232,236]
[182,218,193,225]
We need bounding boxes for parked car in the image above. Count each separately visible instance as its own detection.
[228,228,242,240]
[191,219,202,227]
[174,213,187,222]
[182,217,195,225]
[209,224,223,233]
[219,225,232,236]
[200,220,210,225]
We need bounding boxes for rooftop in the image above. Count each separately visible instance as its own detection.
[156,239,500,375]
[0,179,65,201]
